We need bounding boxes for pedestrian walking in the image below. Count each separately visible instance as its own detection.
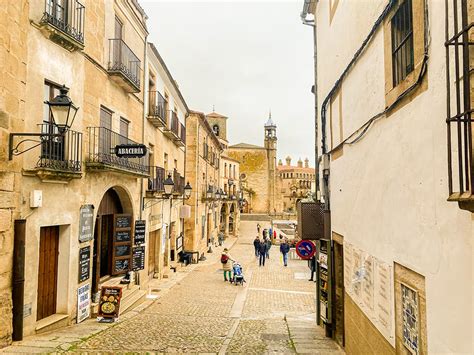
[280,239,290,267]
[265,237,272,259]
[262,228,267,239]
[308,256,316,281]
[273,230,277,240]
[257,223,261,234]
[253,236,260,257]
[218,231,224,246]
[221,248,234,282]
[258,240,268,266]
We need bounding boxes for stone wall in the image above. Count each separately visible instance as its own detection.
[0,0,29,347]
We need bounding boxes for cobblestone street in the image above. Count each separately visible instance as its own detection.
[2,220,343,354]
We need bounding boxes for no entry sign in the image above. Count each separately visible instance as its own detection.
[295,240,316,259]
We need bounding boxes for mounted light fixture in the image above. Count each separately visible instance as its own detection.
[46,85,79,133]
[206,186,213,200]
[215,188,221,200]
[163,174,174,195]
[184,181,192,199]
[9,85,79,160]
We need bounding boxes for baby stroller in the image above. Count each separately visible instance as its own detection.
[231,262,245,286]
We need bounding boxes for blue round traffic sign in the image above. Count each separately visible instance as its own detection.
[295,240,316,259]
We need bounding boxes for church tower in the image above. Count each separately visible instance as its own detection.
[264,111,277,213]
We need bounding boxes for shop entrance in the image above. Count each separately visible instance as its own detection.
[92,187,133,295]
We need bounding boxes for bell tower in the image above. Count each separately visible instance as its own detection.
[264,111,277,213]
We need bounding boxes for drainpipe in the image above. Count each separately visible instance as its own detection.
[12,220,26,341]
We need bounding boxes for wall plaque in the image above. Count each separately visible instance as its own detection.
[78,205,94,242]
[134,220,146,245]
[78,246,91,282]
[132,246,145,271]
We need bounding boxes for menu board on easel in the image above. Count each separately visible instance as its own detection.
[112,214,132,275]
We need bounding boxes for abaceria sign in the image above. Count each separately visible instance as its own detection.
[114,144,147,158]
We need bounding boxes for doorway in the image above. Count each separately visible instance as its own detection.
[148,229,158,277]
[333,240,344,347]
[92,187,132,295]
[37,226,59,320]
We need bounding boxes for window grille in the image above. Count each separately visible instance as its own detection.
[391,0,414,87]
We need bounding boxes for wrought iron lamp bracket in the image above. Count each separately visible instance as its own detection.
[8,132,63,160]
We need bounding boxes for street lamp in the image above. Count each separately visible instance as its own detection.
[184,182,192,199]
[206,186,213,200]
[9,85,79,160]
[163,174,174,195]
[216,188,221,200]
[46,85,79,133]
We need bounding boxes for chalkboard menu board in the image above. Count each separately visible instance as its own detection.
[112,214,133,276]
[116,215,131,228]
[115,231,131,242]
[134,220,146,245]
[114,259,130,273]
[132,246,145,271]
[115,245,131,257]
[78,246,90,282]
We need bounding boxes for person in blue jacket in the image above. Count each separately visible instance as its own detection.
[280,239,290,267]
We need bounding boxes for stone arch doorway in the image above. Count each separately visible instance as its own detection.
[92,186,133,295]
[220,204,228,233]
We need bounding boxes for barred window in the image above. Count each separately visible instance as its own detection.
[391,0,414,87]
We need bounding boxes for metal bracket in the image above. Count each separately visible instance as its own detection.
[9,132,63,160]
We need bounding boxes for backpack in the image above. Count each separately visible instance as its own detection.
[221,253,229,264]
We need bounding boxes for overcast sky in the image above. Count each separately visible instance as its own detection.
[141,0,315,166]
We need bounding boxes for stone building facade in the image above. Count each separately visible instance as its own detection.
[227,116,278,214]
[143,42,187,280]
[277,157,315,213]
[305,0,473,353]
[184,111,223,258]
[0,0,29,347]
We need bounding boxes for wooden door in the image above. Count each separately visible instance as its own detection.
[37,226,59,320]
[148,230,157,276]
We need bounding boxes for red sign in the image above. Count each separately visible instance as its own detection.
[295,240,316,259]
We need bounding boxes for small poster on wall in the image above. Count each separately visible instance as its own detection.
[77,283,91,323]
[78,205,94,242]
[78,246,91,282]
[134,220,146,245]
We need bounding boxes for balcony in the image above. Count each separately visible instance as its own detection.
[86,127,148,176]
[108,39,141,93]
[174,123,186,147]
[21,124,82,182]
[40,0,85,51]
[147,91,167,128]
[172,169,185,195]
[163,111,180,140]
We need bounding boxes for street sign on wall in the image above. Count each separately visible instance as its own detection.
[77,283,90,323]
[78,205,94,242]
[295,240,316,260]
[114,144,147,158]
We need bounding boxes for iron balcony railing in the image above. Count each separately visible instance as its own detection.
[108,39,141,91]
[170,111,179,137]
[173,169,185,195]
[148,91,167,124]
[148,166,165,192]
[445,0,473,201]
[87,126,148,175]
[38,123,82,172]
[41,0,85,44]
[180,123,186,145]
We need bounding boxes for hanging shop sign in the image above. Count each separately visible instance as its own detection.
[78,246,91,282]
[134,220,146,246]
[77,283,91,323]
[295,240,316,260]
[176,234,183,252]
[114,144,147,158]
[78,204,94,242]
[132,246,145,271]
[98,286,122,319]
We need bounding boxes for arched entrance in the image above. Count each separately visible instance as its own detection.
[220,204,227,232]
[92,187,133,295]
